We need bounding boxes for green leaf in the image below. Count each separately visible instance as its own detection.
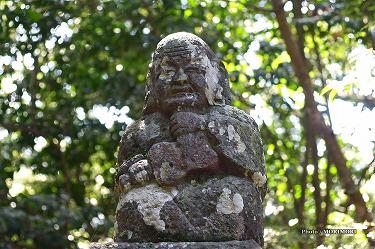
[320,85,332,96]
[328,88,337,102]
[344,83,353,93]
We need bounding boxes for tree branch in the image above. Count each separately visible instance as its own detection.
[310,25,333,127]
[292,0,305,62]
[323,152,333,227]
[357,157,375,187]
[336,95,375,110]
[263,123,307,230]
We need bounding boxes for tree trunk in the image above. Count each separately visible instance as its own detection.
[271,0,372,226]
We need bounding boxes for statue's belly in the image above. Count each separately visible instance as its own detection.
[115,176,263,245]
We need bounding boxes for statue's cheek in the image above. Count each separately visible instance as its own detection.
[154,80,169,95]
[189,74,207,89]
[158,72,174,82]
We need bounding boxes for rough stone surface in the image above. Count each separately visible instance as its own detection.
[115,177,263,244]
[112,32,266,248]
[90,240,261,249]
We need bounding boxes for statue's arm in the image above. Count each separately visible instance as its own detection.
[116,121,150,187]
[116,113,171,190]
[206,106,266,187]
[118,124,139,166]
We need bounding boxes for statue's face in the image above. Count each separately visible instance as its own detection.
[143,33,230,115]
[151,44,223,113]
[153,50,208,112]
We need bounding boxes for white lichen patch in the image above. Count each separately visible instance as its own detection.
[233,193,244,211]
[201,187,211,194]
[158,57,175,82]
[126,230,133,240]
[201,55,222,106]
[252,172,267,188]
[114,220,118,233]
[134,170,149,184]
[216,188,244,214]
[185,40,201,58]
[138,120,146,131]
[227,125,246,153]
[129,161,144,173]
[227,125,235,141]
[118,184,173,231]
[171,188,178,197]
[145,119,161,139]
[208,121,216,133]
[128,160,149,184]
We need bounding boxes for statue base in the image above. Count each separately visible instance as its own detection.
[115,178,264,245]
[89,240,261,249]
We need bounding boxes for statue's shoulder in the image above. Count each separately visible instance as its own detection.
[123,112,169,137]
[119,112,170,161]
[206,105,264,175]
[207,105,258,129]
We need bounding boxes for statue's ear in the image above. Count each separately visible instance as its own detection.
[142,82,159,115]
[218,61,232,105]
[142,66,160,115]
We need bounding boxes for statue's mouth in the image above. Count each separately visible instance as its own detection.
[163,85,201,110]
[168,86,194,97]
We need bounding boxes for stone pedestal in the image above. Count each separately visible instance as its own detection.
[90,240,261,249]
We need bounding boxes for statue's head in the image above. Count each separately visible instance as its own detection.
[143,32,231,115]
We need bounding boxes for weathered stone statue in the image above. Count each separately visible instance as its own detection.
[93,32,266,249]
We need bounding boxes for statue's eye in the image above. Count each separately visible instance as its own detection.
[158,68,175,79]
[160,67,175,74]
[184,66,204,74]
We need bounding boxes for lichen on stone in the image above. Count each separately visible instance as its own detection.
[227,124,246,153]
[252,172,267,188]
[201,55,223,106]
[118,184,173,231]
[134,170,148,184]
[216,188,244,214]
[160,162,171,182]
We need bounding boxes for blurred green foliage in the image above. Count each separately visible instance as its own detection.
[0,0,374,248]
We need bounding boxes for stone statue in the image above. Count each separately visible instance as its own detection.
[112,32,266,248]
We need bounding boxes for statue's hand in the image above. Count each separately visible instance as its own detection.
[170,111,206,137]
[116,155,153,192]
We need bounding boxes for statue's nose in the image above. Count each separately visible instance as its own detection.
[173,68,188,84]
